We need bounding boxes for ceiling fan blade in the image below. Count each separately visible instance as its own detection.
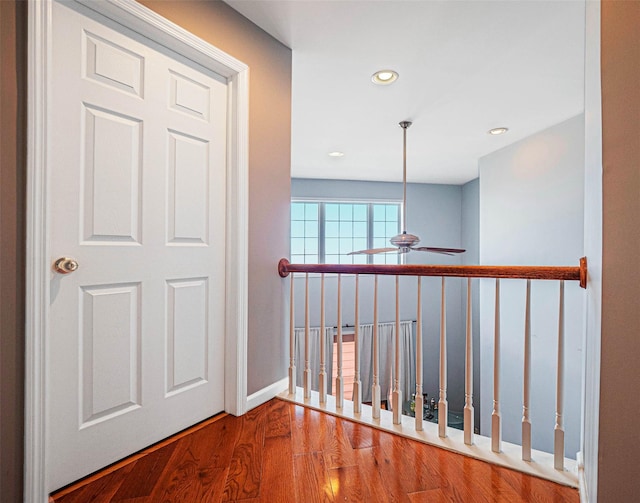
[412,246,466,255]
[348,247,399,255]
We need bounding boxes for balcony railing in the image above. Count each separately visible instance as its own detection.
[277,257,587,487]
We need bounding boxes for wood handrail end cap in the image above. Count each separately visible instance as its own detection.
[579,257,587,289]
[278,258,290,277]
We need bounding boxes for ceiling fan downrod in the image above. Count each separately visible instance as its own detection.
[347,119,465,257]
[399,121,412,234]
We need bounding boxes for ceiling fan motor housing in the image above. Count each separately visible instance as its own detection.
[390,232,420,248]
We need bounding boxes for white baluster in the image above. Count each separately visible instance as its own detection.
[438,277,448,438]
[304,273,311,399]
[288,274,296,394]
[522,279,532,461]
[554,280,565,470]
[415,276,423,431]
[464,278,474,445]
[372,275,381,419]
[319,273,327,404]
[353,274,362,414]
[491,279,502,453]
[336,274,344,409]
[392,275,402,425]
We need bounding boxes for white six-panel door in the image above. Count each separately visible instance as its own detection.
[48,1,227,490]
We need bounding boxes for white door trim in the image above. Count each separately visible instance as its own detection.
[25,1,249,500]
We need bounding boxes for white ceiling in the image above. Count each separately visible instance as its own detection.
[224,0,585,184]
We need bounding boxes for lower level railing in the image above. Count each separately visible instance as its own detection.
[277,258,587,487]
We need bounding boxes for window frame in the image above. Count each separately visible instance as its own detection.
[291,197,404,265]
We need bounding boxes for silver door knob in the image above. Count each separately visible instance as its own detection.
[54,257,79,274]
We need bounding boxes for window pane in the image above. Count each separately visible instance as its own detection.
[326,221,339,237]
[386,205,398,221]
[353,204,367,221]
[386,222,398,236]
[339,237,352,253]
[291,220,304,237]
[374,237,388,248]
[325,237,339,255]
[291,254,305,263]
[339,204,353,220]
[388,254,400,264]
[373,222,386,237]
[325,203,339,220]
[339,254,354,265]
[353,222,367,237]
[304,254,319,264]
[291,203,305,220]
[305,221,318,237]
[373,204,386,221]
[305,203,318,219]
[325,254,339,264]
[353,238,367,251]
[373,254,387,265]
[291,238,305,255]
[305,238,318,254]
[339,221,352,238]
[353,254,367,264]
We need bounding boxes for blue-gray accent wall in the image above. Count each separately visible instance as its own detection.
[291,178,476,420]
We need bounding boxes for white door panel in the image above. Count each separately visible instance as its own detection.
[48,1,227,490]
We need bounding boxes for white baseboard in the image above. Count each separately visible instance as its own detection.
[245,377,288,411]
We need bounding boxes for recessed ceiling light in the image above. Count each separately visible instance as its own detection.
[328,151,344,157]
[371,70,399,85]
[488,127,509,135]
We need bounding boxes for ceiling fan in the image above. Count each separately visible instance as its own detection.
[349,121,465,257]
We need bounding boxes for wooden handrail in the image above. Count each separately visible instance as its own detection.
[278,257,588,289]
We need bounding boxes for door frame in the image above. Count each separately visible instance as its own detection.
[25,0,249,500]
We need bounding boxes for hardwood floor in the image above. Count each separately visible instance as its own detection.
[50,399,579,502]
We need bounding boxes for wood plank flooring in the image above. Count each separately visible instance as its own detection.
[50,399,579,502]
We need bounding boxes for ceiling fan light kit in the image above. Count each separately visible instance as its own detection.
[349,120,465,257]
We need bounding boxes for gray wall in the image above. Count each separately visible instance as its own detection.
[597,2,640,500]
[0,1,26,500]
[462,178,480,429]
[291,178,473,415]
[479,115,585,458]
[140,1,292,395]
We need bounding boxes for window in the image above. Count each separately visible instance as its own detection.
[291,202,319,264]
[291,200,401,264]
